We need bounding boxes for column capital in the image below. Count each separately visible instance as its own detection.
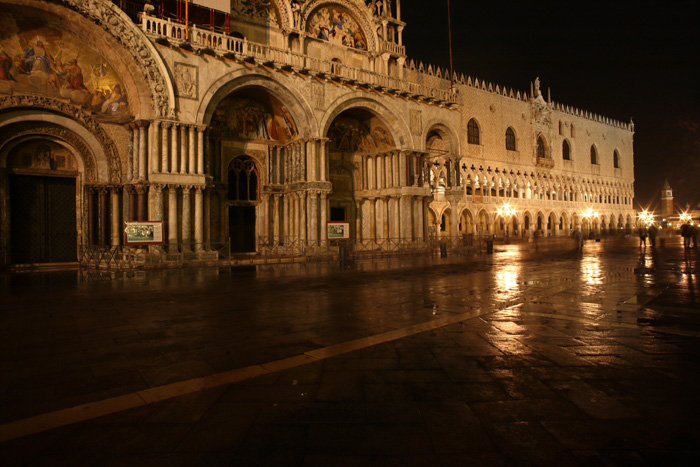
[97,185,111,195]
[160,121,173,129]
[123,184,137,194]
[134,184,149,195]
[135,119,150,128]
[150,183,165,192]
[181,185,194,192]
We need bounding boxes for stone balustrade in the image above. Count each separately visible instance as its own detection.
[141,16,457,105]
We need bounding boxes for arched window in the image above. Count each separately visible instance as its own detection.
[562,140,571,160]
[505,127,516,151]
[590,145,598,164]
[228,156,258,201]
[467,119,480,145]
[613,150,620,168]
[537,136,546,158]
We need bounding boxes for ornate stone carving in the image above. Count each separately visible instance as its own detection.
[174,63,198,100]
[0,95,122,182]
[0,120,99,182]
[53,0,173,118]
[301,0,377,51]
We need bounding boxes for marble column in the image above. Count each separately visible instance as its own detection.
[161,122,170,173]
[138,122,148,180]
[98,186,109,246]
[189,125,196,175]
[168,185,178,250]
[124,185,137,222]
[376,156,383,189]
[259,194,269,243]
[151,121,160,174]
[320,193,328,241]
[417,197,424,240]
[194,187,203,251]
[386,154,393,188]
[319,139,328,182]
[181,186,192,250]
[370,197,377,241]
[308,191,318,242]
[85,186,96,245]
[382,198,390,239]
[110,186,121,246]
[306,140,316,181]
[204,188,212,249]
[135,184,148,221]
[180,125,187,174]
[283,194,290,240]
[171,123,178,174]
[130,124,138,181]
[300,191,307,242]
[150,184,164,221]
[272,194,281,242]
[355,200,362,241]
[197,126,205,175]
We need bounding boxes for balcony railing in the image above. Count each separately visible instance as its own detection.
[140,16,458,105]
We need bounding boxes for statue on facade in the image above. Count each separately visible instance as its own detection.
[291,1,301,29]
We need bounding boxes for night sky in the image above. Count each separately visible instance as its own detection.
[400,0,699,212]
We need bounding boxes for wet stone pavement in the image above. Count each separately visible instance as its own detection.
[0,236,699,466]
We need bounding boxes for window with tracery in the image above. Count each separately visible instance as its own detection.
[467,119,480,145]
[505,127,516,151]
[562,140,571,160]
[228,156,259,201]
[613,150,620,168]
[590,146,598,165]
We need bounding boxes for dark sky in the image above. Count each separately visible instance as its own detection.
[400,0,700,212]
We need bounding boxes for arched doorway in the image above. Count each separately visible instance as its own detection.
[326,107,396,241]
[460,209,474,235]
[6,140,79,263]
[227,156,259,252]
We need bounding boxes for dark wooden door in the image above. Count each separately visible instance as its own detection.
[229,205,256,253]
[10,175,77,263]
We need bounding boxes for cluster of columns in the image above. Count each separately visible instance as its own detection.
[127,120,206,181]
[268,139,329,185]
[361,151,425,191]
[258,190,330,243]
[356,195,427,242]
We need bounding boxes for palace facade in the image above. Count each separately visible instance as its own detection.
[0,0,635,266]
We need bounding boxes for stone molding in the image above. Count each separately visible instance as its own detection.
[0,95,122,182]
[0,121,99,183]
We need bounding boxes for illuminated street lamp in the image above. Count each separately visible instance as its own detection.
[496,203,517,244]
[680,212,692,224]
[582,208,599,238]
[638,210,654,227]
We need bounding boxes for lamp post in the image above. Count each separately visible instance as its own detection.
[496,203,516,244]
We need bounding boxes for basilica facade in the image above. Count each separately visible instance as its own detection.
[0,0,635,266]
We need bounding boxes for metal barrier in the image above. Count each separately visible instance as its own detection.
[79,235,488,270]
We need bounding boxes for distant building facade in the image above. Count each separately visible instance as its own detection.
[0,0,635,266]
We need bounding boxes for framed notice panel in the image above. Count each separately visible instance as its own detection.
[124,221,164,245]
[327,221,350,240]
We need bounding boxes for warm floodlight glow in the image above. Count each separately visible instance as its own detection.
[496,203,517,243]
